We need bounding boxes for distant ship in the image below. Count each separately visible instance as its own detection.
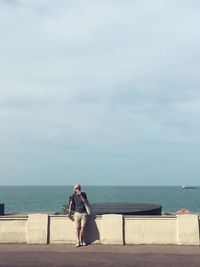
[181,185,198,189]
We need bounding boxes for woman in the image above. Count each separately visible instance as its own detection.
[68,184,88,247]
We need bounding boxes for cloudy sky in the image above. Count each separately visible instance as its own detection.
[0,0,200,186]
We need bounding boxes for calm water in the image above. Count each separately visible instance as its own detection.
[0,186,200,214]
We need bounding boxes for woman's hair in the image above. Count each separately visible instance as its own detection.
[73,184,81,192]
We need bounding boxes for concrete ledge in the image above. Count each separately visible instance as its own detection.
[0,214,199,245]
[125,216,177,244]
[177,214,200,245]
[102,214,123,244]
[0,217,27,243]
[26,214,48,244]
[49,215,75,244]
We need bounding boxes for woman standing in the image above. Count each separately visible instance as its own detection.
[68,184,88,247]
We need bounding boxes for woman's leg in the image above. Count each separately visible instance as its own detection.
[76,228,80,242]
[74,213,81,246]
[79,227,84,243]
[80,214,87,245]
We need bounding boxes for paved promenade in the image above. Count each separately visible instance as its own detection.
[0,244,200,267]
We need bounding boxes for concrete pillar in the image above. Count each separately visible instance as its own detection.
[101,214,123,244]
[177,214,199,245]
[27,214,48,244]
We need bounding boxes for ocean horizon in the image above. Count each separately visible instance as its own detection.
[0,185,200,214]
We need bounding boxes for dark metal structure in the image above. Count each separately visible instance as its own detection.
[60,202,162,216]
[90,202,162,215]
[0,203,4,215]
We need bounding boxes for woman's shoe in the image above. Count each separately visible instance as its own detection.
[75,242,80,247]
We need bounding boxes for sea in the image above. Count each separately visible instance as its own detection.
[0,186,200,214]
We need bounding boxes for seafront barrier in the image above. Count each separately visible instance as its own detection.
[0,214,199,245]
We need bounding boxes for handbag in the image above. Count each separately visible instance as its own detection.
[84,202,92,215]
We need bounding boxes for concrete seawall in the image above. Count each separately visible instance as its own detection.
[0,214,199,245]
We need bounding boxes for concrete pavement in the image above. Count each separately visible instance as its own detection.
[0,244,200,267]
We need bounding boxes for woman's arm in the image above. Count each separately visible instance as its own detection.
[68,200,72,215]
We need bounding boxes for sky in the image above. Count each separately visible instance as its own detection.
[0,0,200,186]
